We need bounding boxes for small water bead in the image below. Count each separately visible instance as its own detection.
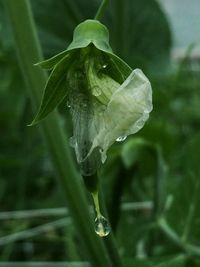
[102,64,107,69]
[116,136,127,142]
[94,215,111,237]
[66,101,71,108]
[91,191,111,237]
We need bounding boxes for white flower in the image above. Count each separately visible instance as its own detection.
[70,66,152,174]
[31,19,153,177]
[90,69,152,162]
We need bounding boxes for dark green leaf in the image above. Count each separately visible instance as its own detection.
[30,53,75,125]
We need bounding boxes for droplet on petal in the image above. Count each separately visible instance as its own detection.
[116,136,127,142]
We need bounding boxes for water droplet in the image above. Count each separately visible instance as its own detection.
[102,64,107,69]
[67,101,71,108]
[95,215,111,237]
[92,86,101,97]
[116,136,127,142]
[91,191,111,237]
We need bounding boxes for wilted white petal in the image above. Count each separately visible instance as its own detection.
[90,69,153,162]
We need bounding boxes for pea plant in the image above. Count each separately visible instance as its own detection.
[3,0,200,266]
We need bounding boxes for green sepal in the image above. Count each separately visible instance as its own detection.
[105,53,132,83]
[66,19,132,81]
[31,19,133,126]
[29,53,75,125]
[67,19,113,53]
[35,50,69,70]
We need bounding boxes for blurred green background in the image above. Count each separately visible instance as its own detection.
[0,0,200,266]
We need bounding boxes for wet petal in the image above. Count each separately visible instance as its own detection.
[90,69,153,162]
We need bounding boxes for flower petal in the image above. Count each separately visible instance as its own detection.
[90,69,153,162]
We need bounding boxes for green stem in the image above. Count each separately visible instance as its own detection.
[182,180,199,242]
[94,0,109,20]
[153,145,166,219]
[4,0,113,266]
[92,191,101,216]
[98,182,124,267]
[112,0,125,56]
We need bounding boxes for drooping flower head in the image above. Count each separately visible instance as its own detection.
[31,20,153,177]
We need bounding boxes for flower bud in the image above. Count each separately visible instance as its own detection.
[31,19,153,176]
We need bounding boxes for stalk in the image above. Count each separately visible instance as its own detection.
[112,0,125,55]
[94,0,109,20]
[4,0,115,266]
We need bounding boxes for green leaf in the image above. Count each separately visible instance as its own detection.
[165,134,200,245]
[35,50,69,69]
[30,53,74,125]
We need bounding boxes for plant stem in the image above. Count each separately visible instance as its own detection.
[182,180,199,242]
[98,182,124,267]
[4,0,114,266]
[153,145,166,219]
[112,0,125,56]
[94,0,109,20]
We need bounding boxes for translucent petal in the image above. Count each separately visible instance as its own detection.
[89,69,153,162]
[69,65,152,174]
[68,70,102,176]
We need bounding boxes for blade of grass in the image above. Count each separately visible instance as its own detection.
[4,0,116,266]
[0,202,153,220]
[0,218,70,246]
[0,263,90,267]
[158,217,200,257]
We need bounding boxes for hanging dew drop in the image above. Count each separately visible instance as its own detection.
[116,136,127,142]
[95,215,111,237]
[91,191,111,237]
[102,64,107,69]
